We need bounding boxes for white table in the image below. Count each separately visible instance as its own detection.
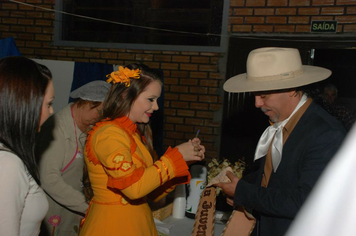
[161,215,225,236]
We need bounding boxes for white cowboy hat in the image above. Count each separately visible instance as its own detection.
[223,47,331,93]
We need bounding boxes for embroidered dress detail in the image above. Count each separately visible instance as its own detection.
[163,147,191,182]
[107,166,145,189]
[159,159,170,181]
[153,164,162,186]
[113,155,124,164]
[86,117,138,165]
[132,152,147,168]
[86,117,149,189]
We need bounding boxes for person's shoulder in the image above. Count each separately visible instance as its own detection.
[334,103,352,113]
[0,150,30,188]
[0,150,26,172]
[308,101,339,121]
[52,104,73,125]
[305,102,346,133]
[0,149,19,161]
[89,119,125,137]
[39,104,73,135]
[86,120,132,155]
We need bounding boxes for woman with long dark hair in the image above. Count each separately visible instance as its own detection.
[79,64,205,235]
[0,56,54,235]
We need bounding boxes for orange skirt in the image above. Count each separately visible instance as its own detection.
[79,201,157,236]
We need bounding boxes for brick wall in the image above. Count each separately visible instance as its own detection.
[229,0,356,33]
[1,0,355,161]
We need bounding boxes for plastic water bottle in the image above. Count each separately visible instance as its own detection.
[172,184,186,219]
[185,162,207,218]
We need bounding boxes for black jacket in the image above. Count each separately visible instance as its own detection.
[234,101,346,236]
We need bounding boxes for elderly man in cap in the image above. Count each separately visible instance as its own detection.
[215,47,346,236]
[37,80,111,236]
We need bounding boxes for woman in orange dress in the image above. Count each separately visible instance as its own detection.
[79,64,205,236]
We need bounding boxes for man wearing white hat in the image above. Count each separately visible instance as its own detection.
[215,47,346,236]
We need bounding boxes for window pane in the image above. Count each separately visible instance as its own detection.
[60,0,224,47]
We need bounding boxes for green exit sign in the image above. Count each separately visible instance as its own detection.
[311,21,337,33]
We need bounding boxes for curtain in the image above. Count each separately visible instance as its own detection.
[0,37,22,59]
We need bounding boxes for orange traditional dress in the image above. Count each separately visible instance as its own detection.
[79,117,191,236]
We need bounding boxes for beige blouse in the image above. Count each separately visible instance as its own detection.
[0,147,48,236]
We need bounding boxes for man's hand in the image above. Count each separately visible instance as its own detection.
[226,197,234,206]
[214,171,239,198]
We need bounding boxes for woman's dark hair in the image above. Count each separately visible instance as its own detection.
[37,63,52,80]
[103,63,162,157]
[0,56,49,185]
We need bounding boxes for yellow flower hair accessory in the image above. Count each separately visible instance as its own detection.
[106,66,141,87]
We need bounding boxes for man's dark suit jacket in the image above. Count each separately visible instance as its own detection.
[234,101,346,236]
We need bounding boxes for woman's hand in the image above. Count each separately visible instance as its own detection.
[176,139,205,165]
